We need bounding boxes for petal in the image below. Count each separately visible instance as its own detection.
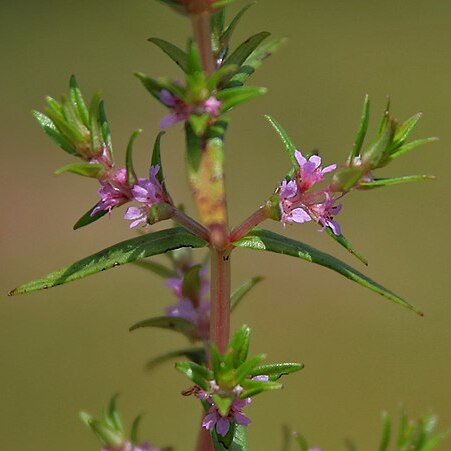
[124,207,143,220]
[159,114,181,129]
[216,417,230,436]
[202,412,218,431]
[280,180,297,198]
[294,150,307,168]
[322,164,336,174]
[308,155,322,169]
[233,411,251,426]
[291,208,312,224]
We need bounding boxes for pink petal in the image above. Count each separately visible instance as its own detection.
[216,417,230,436]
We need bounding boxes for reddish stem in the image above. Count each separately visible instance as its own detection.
[191,13,215,76]
[230,206,270,242]
[210,247,231,354]
[171,206,211,242]
[195,422,214,451]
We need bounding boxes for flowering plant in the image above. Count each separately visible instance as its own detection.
[9,0,450,450]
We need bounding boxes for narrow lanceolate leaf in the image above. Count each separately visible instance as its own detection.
[388,137,438,161]
[248,363,304,380]
[69,75,90,127]
[129,316,197,338]
[392,112,422,149]
[231,276,264,311]
[378,411,391,451]
[325,228,368,265]
[54,162,103,178]
[148,37,188,72]
[223,31,270,67]
[359,175,435,189]
[9,228,207,295]
[212,424,248,451]
[233,228,422,315]
[217,86,267,112]
[145,347,206,370]
[227,37,287,87]
[33,111,78,156]
[99,101,113,156]
[125,129,141,186]
[220,3,254,46]
[265,115,297,166]
[73,204,107,230]
[349,94,370,161]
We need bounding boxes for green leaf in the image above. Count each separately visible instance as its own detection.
[125,129,141,185]
[145,347,206,370]
[33,111,79,156]
[182,264,202,301]
[388,137,438,161]
[73,204,107,230]
[207,65,239,91]
[129,315,197,339]
[189,113,210,136]
[107,394,122,433]
[233,229,423,315]
[324,228,368,266]
[132,259,176,278]
[231,276,264,311]
[349,94,370,161]
[134,72,166,103]
[248,363,304,380]
[217,86,266,112]
[361,117,395,168]
[69,75,90,127]
[89,92,103,153]
[221,3,254,47]
[265,115,297,166]
[54,162,103,178]
[378,411,391,451]
[212,395,232,417]
[187,41,203,75]
[130,414,143,446]
[98,101,113,155]
[212,424,248,451]
[148,37,188,72]
[240,378,282,398]
[224,31,270,67]
[227,37,287,86]
[175,361,212,391]
[234,354,266,384]
[294,433,309,451]
[9,228,207,295]
[228,325,251,367]
[359,175,435,189]
[212,0,237,8]
[391,112,422,149]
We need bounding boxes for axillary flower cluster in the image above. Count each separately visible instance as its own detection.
[278,150,342,235]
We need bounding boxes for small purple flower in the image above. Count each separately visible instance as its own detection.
[202,397,252,436]
[159,90,192,129]
[124,165,167,228]
[203,96,222,116]
[165,265,210,339]
[308,192,342,235]
[295,150,336,192]
[92,168,132,215]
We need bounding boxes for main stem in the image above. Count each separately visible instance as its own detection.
[191,8,230,451]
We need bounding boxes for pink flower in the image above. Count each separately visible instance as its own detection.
[92,168,132,215]
[159,90,192,128]
[203,96,222,116]
[124,165,167,228]
[295,150,336,192]
[277,152,343,235]
[202,397,252,436]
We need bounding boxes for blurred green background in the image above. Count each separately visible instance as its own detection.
[1,0,450,449]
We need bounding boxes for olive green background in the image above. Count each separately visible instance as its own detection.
[1,1,450,450]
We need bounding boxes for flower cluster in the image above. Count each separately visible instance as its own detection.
[165,263,210,340]
[159,89,221,129]
[195,380,257,436]
[279,150,343,235]
[92,164,169,228]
